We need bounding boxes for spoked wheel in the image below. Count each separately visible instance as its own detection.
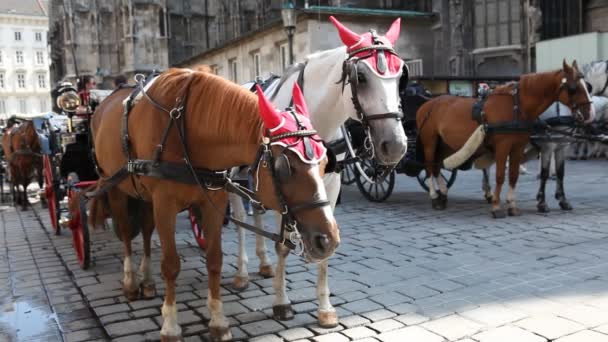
[416,168,458,192]
[69,191,90,270]
[340,163,357,185]
[189,205,206,250]
[354,158,396,202]
[43,155,60,235]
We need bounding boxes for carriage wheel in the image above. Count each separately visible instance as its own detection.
[189,205,206,250]
[416,168,458,192]
[354,158,396,202]
[340,163,357,185]
[43,155,60,235]
[70,192,91,270]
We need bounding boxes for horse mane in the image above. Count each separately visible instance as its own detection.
[150,68,263,145]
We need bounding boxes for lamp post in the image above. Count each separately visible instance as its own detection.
[281,1,297,65]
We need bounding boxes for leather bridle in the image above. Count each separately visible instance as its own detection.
[560,74,593,123]
[337,29,404,158]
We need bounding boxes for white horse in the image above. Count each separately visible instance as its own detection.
[228,16,408,328]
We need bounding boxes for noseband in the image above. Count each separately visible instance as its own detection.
[560,75,593,122]
[337,29,404,157]
[250,108,331,253]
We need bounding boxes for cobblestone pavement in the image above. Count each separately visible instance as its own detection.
[1,160,608,342]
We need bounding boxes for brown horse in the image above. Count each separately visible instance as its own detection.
[417,60,594,218]
[88,67,340,341]
[1,120,43,210]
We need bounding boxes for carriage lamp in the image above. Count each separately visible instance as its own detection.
[281,1,297,65]
[57,90,81,113]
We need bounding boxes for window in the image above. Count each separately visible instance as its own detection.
[0,73,4,88]
[35,32,42,41]
[14,31,22,41]
[38,74,46,88]
[17,73,26,88]
[229,58,238,82]
[39,98,48,112]
[16,50,24,64]
[19,99,27,113]
[279,43,288,71]
[252,52,261,79]
[474,0,521,48]
[36,51,44,65]
[0,99,6,114]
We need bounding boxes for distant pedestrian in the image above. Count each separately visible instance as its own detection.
[114,75,128,89]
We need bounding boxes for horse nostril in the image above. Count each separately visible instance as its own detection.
[381,141,389,155]
[313,234,331,254]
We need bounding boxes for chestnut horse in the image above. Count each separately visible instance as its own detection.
[1,120,43,210]
[417,60,594,217]
[88,68,339,341]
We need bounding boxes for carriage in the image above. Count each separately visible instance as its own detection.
[40,83,102,269]
[339,82,458,202]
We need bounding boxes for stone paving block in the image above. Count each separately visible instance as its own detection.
[340,314,372,328]
[312,332,349,342]
[421,314,483,341]
[369,292,411,307]
[250,334,284,342]
[556,330,608,342]
[105,317,158,337]
[342,326,377,340]
[473,326,547,342]
[516,315,586,340]
[555,304,608,327]
[281,313,318,329]
[361,309,397,322]
[460,304,527,326]
[377,326,445,342]
[93,303,130,317]
[278,327,315,341]
[240,319,285,336]
[64,328,107,342]
[367,319,404,333]
[340,299,384,313]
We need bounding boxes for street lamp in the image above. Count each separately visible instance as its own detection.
[281,1,297,65]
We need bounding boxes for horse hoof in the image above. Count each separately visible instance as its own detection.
[259,264,274,278]
[140,283,157,299]
[160,334,182,342]
[537,203,550,213]
[491,209,506,219]
[273,304,295,321]
[485,195,493,204]
[232,275,249,292]
[559,202,573,211]
[439,193,448,206]
[507,207,521,216]
[318,309,339,328]
[209,326,232,341]
[123,287,140,301]
[431,197,446,210]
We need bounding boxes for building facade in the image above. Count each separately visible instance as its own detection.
[0,1,51,119]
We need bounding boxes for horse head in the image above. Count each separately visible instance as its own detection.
[330,16,408,166]
[558,59,595,124]
[253,83,339,262]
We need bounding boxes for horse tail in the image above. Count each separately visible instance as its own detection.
[443,125,486,169]
[85,182,110,231]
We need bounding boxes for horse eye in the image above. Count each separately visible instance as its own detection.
[357,73,366,83]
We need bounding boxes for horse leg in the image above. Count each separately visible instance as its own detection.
[272,212,294,321]
[254,212,273,278]
[154,197,182,341]
[434,165,448,208]
[20,182,28,211]
[138,201,157,299]
[109,191,140,300]
[200,195,232,341]
[482,168,493,203]
[422,134,442,209]
[230,193,250,291]
[491,144,509,218]
[506,147,524,216]
[536,146,552,213]
[554,146,573,210]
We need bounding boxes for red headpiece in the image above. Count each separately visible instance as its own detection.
[256,84,326,164]
[330,16,404,77]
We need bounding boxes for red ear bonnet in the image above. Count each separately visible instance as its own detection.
[256,84,282,130]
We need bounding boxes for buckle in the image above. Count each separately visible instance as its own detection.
[127,160,136,173]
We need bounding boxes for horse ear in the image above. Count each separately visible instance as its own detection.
[384,18,401,46]
[292,83,309,118]
[572,60,579,71]
[256,84,282,129]
[329,16,361,48]
[562,59,572,72]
